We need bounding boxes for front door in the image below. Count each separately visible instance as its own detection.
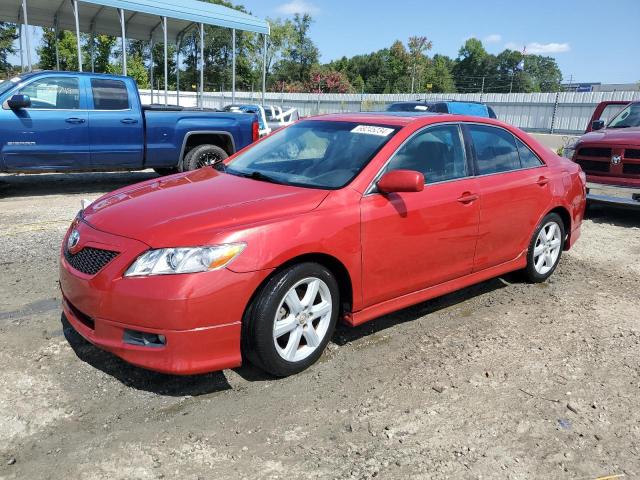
[361,124,480,307]
[2,75,88,170]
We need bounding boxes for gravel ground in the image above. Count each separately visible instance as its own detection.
[0,171,639,480]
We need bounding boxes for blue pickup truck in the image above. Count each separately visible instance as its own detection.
[0,71,259,174]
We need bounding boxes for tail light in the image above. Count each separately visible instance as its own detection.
[252,119,259,142]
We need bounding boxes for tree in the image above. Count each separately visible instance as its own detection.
[452,38,495,92]
[408,36,432,93]
[0,22,18,74]
[273,13,319,84]
[424,54,456,93]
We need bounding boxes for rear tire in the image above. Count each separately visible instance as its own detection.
[523,213,565,283]
[181,144,228,171]
[242,263,339,377]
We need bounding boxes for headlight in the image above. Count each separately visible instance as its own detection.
[124,243,246,277]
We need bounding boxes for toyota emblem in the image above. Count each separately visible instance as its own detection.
[611,154,622,165]
[67,229,80,251]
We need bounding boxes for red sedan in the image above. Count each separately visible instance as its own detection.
[60,113,586,377]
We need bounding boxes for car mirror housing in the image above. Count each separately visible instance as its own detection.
[591,119,605,131]
[7,94,31,110]
[377,170,425,193]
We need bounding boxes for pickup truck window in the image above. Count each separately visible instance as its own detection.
[90,78,129,110]
[608,103,640,129]
[18,77,80,110]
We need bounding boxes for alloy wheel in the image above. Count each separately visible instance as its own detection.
[533,221,562,275]
[272,277,332,362]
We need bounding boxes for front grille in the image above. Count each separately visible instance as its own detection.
[625,149,640,160]
[577,147,612,158]
[576,159,610,173]
[64,247,119,275]
[623,163,640,175]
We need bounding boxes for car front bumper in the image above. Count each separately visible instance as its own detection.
[59,220,271,375]
[586,182,640,210]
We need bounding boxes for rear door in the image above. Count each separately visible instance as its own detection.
[465,123,551,271]
[2,75,88,170]
[87,77,144,168]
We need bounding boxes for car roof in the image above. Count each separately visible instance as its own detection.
[305,111,510,129]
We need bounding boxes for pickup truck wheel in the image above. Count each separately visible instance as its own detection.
[523,213,565,283]
[182,144,228,171]
[242,263,339,377]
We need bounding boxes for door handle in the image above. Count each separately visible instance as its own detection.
[120,118,138,124]
[537,176,550,186]
[65,117,85,124]
[457,192,479,204]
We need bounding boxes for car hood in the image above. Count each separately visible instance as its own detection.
[580,127,640,146]
[83,168,330,247]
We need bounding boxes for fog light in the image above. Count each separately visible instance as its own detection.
[123,329,167,348]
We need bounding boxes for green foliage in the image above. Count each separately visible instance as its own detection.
[0,22,18,74]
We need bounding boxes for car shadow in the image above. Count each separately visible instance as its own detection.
[61,314,232,396]
[0,171,159,198]
[586,205,640,228]
[332,274,516,346]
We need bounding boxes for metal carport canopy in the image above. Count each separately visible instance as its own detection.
[1,0,270,40]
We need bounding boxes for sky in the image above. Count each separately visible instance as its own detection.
[8,0,640,84]
[239,0,640,84]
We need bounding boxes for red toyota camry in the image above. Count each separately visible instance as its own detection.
[60,113,586,377]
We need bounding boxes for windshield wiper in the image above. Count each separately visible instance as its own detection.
[229,169,283,184]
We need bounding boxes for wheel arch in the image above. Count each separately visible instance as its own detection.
[179,131,236,162]
[547,205,572,249]
[243,252,354,323]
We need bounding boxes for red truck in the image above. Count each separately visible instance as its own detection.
[565,101,640,209]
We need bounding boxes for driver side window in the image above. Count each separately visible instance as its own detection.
[386,124,468,184]
[18,77,80,110]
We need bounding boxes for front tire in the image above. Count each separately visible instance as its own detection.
[243,263,339,377]
[523,213,565,283]
[182,144,228,171]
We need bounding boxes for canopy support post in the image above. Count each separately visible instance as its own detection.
[118,8,127,75]
[54,15,60,70]
[162,16,168,106]
[19,24,24,72]
[262,33,267,106]
[21,0,32,71]
[149,38,154,103]
[199,23,204,110]
[176,35,181,105]
[90,26,95,72]
[231,28,236,104]
[71,0,81,71]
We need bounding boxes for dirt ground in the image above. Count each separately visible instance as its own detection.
[0,171,638,480]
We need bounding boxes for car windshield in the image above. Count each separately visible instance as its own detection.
[224,120,399,189]
[607,103,640,129]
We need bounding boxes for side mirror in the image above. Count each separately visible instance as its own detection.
[7,94,31,110]
[377,170,424,193]
[591,119,605,131]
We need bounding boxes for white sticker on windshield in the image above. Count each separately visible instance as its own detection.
[351,125,394,137]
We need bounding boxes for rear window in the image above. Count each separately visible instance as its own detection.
[468,124,521,174]
[91,79,129,110]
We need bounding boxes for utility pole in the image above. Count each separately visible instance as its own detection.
[480,76,485,102]
[509,71,514,94]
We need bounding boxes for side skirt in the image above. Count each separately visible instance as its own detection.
[345,253,527,327]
